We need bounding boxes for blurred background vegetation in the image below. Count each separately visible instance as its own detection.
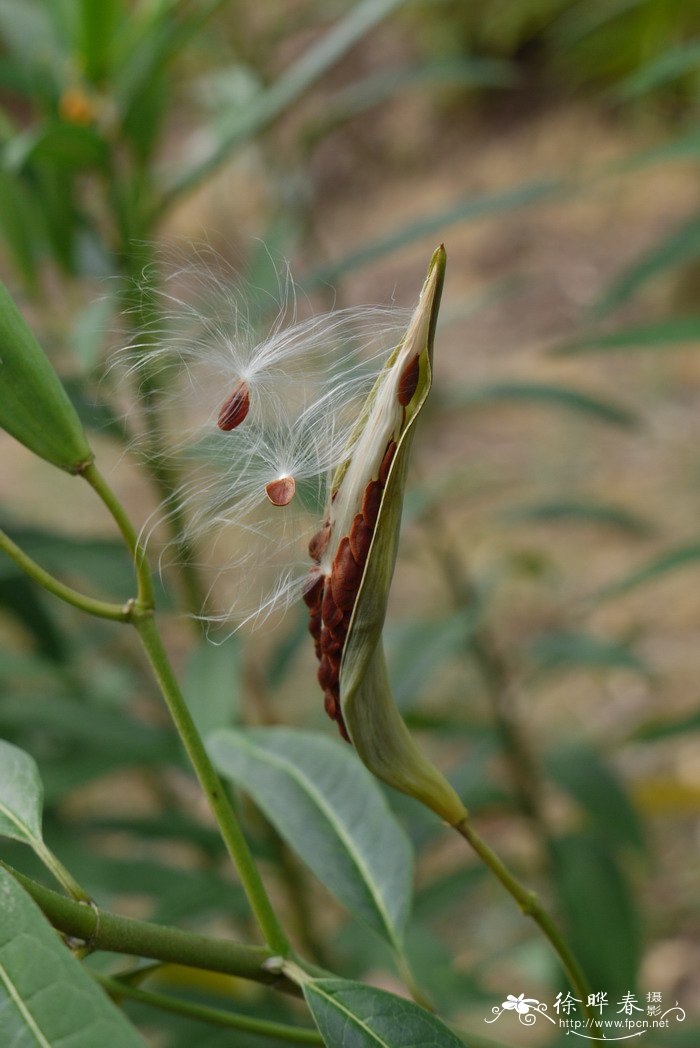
[1,0,700,1044]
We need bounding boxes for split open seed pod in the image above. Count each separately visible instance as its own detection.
[0,281,93,473]
[309,246,467,826]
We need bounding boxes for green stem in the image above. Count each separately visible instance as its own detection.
[33,842,92,904]
[454,818,596,1026]
[131,610,289,955]
[80,463,288,954]
[81,462,155,610]
[0,528,128,622]
[4,864,298,994]
[96,974,323,1045]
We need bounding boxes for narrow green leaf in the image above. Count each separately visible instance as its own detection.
[616,38,700,100]
[500,499,653,536]
[0,865,148,1046]
[4,124,108,172]
[557,316,700,355]
[303,977,464,1048]
[208,727,413,948]
[546,743,646,854]
[596,542,700,601]
[304,179,559,286]
[620,126,700,170]
[387,607,482,709]
[162,0,405,205]
[0,737,44,849]
[631,709,700,742]
[79,0,123,82]
[0,280,92,471]
[61,376,129,441]
[529,630,646,674]
[440,379,640,427]
[592,212,700,318]
[0,695,175,763]
[552,831,642,1002]
[0,170,38,288]
[184,638,240,738]
[310,56,517,137]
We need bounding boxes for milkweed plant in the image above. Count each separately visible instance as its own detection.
[0,247,599,1046]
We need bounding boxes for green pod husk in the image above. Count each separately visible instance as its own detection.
[0,281,92,472]
[339,246,467,826]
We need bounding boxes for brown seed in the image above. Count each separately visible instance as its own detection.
[321,581,343,629]
[331,537,363,611]
[265,475,296,506]
[308,523,331,563]
[362,480,383,529]
[324,689,338,720]
[378,440,397,486]
[349,513,372,565]
[217,379,250,431]
[302,569,324,609]
[398,353,420,406]
[320,625,343,656]
[317,655,339,690]
[308,611,322,640]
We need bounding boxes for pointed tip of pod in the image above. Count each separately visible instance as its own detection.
[265,475,296,506]
[217,379,250,431]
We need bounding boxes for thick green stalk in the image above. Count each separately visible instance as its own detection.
[97,974,323,1045]
[131,610,288,955]
[454,819,596,1027]
[3,864,297,993]
[80,463,288,954]
[0,528,128,622]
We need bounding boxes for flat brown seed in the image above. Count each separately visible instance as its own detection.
[308,523,331,563]
[331,538,363,611]
[321,581,344,629]
[362,480,383,529]
[317,655,339,691]
[302,568,324,608]
[378,440,397,486]
[217,379,250,430]
[398,353,420,406]
[321,626,343,656]
[349,513,372,564]
[323,689,338,720]
[308,612,322,641]
[265,475,296,506]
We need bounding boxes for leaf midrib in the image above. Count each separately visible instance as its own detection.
[0,956,52,1048]
[0,795,36,846]
[229,737,401,946]
[308,982,394,1048]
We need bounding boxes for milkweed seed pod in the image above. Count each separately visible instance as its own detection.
[305,246,467,826]
[119,258,411,631]
[0,281,92,473]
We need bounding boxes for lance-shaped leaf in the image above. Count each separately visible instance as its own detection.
[0,280,92,472]
[0,866,148,1046]
[302,977,465,1048]
[337,247,467,826]
[208,727,413,949]
[0,738,87,899]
